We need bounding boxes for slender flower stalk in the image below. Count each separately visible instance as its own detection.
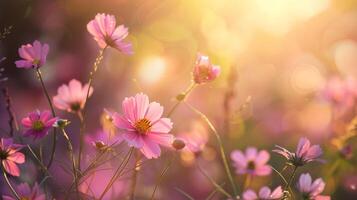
[2,168,20,200]
[98,147,134,200]
[150,154,176,200]
[129,150,141,200]
[185,102,238,196]
[59,127,79,199]
[78,48,106,170]
[35,68,57,169]
[284,166,298,198]
[1,88,16,136]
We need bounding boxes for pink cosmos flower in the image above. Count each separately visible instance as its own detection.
[112,93,174,159]
[273,137,323,167]
[87,13,133,54]
[53,79,93,113]
[231,147,271,176]
[243,186,283,200]
[21,110,57,139]
[297,173,330,200]
[0,138,25,176]
[15,40,49,69]
[2,182,45,200]
[193,53,221,84]
[321,76,357,107]
[177,121,208,153]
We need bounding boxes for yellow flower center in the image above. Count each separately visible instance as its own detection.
[32,120,45,131]
[134,118,151,135]
[20,197,30,200]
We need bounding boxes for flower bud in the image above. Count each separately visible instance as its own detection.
[172,139,186,150]
[193,54,220,84]
[54,119,71,128]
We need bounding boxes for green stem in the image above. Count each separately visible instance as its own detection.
[2,168,20,200]
[98,147,134,200]
[285,166,298,192]
[60,128,79,199]
[243,174,252,190]
[186,103,238,196]
[77,111,84,170]
[150,154,176,200]
[35,68,57,169]
[129,150,141,200]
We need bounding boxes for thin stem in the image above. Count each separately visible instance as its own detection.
[186,103,238,196]
[167,82,196,117]
[285,166,298,192]
[243,174,252,190]
[174,187,195,200]
[98,147,134,200]
[205,183,226,200]
[129,150,141,200]
[2,87,15,136]
[60,128,79,199]
[77,48,106,170]
[35,68,57,169]
[77,111,84,170]
[150,154,176,200]
[2,168,20,200]
[27,145,49,175]
[197,162,233,198]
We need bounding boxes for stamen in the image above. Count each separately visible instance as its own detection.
[134,118,152,135]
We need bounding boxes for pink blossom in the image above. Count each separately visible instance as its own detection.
[112,93,174,159]
[231,147,271,176]
[2,182,45,200]
[193,53,220,84]
[0,138,25,177]
[273,137,323,167]
[53,79,93,113]
[243,186,283,200]
[15,40,49,69]
[176,122,208,153]
[297,173,330,200]
[87,13,133,54]
[21,110,57,139]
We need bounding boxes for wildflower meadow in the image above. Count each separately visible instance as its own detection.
[0,0,356,199]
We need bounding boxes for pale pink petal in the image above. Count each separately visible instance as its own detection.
[2,160,20,176]
[231,150,247,166]
[243,189,258,200]
[122,132,144,148]
[255,150,270,166]
[270,186,283,198]
[151,118,173,133]
[255,165,271,176]
[145,102,163,122]
[258,187,271,199]
[122,96,137,122]
[147,132,174,147]
[7,152,25,164]
[15,60,33,68]
[134,93,149,120]
[245,147,258,160]
[140,138,161,159]
[113,113,135,131]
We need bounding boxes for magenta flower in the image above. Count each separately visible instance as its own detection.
[2,182,45,200]
[53,79,93,113]
[15,40,49,69]
[243,186,283,200]
[87,13,133,54]
[21,110,57,139]
[230,147,271,176]
[112,93,174,159]
[297,173,330,200]
[193,53,221,84]
[273,137,323,167]
[322,76,357,107]
[0,138,25,177]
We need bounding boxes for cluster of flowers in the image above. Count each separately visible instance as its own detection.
[0,12,332,200]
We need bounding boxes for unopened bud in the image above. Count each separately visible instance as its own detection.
[172,139,186,150]
[54,119,70,128]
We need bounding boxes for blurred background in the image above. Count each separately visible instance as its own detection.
[1,0,357,199]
